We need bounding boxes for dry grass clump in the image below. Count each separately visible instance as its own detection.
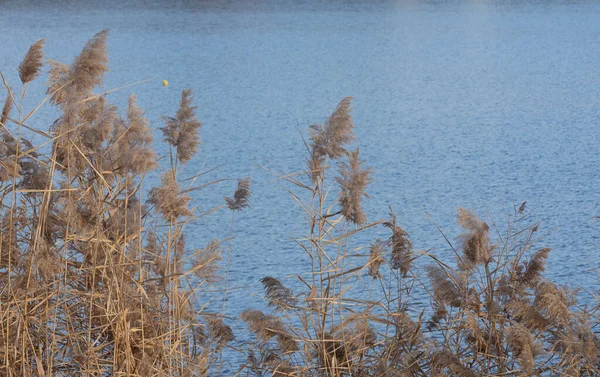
[2,32,600,377]
[0,31,248,376]
[245,100,600,377]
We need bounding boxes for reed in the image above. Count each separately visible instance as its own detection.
[0,32,598,377]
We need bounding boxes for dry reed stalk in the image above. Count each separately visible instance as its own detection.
[0,30,239,377]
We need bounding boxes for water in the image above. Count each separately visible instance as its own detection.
[1,0,599,326]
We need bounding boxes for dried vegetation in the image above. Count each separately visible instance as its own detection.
[1,32,599,376]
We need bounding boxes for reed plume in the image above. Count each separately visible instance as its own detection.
[1,95,11,126]
[70,29,109,99]
[225,177,251,211]
[208,317,235,346]
[555,322,599,362]
[0,155,21,182]
[268,359,295,377]
[47,30,108,105]
[193,239,223,284]
[534,281,573,325]
[457,208,492,267]
[240,310,298,353]
[506,300,549,331]
[148,169,192,220]
[506,323,540,375]
[336,148,372,225]
[431,351,478,377]
[519,247,551,286]
[426,265,463,308]
[18,39,46,84]
[260,276,297,311]
[309,96,355,160]
[367,240,385,279]
[384,210,413,276]
[160,89,203,164]
[307,96,356,183]
[111,93,157,174]
[46,59,70,104]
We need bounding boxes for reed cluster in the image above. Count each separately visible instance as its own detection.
[0,31,598,376]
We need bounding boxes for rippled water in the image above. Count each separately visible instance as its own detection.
[1,0,599,318]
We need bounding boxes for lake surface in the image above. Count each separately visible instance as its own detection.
[1,0,599,320]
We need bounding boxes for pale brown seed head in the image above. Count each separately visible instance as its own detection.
[336,148,372,225]
[309,97,356,160]
[384,210,413,276]
[160,89,203,164]
[148,170,192,220]
[224,177,251,211]
[1,94,12,126]
[457,208,492,267]
[18,39,46,84]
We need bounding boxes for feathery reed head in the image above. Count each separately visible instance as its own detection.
[309,96,355,160]
[306,147,325,184]
[46,30,108,105]
[160,89,203,164]
[367,240,385,279]
[240,310,297,353]
[261,276,297,311]
[192,239,222,284]
[336,148,372,225]
[306,97,356,185]
[457,208,492,267]
[431,350,478,377]
[225,177,251,211]
[384,209,413,276]
[519,247,551,286]
[208,317,235,346]
[18,39,46,84]
[506,324,541,375]
[426,265,463,308]
[148,169,192,220]
[1,95,12,126]
[534,281,573,325]
[46,60,70,105]
[0,156,21,182]
[110,93,157,174]
[505,300,549,331]
[71,30,109,98]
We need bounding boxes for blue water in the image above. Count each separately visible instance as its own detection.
[1,0,599,323]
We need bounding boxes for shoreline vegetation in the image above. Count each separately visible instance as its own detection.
[1,30,598,376]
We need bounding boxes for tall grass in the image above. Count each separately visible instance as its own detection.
[0,31,598,376]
